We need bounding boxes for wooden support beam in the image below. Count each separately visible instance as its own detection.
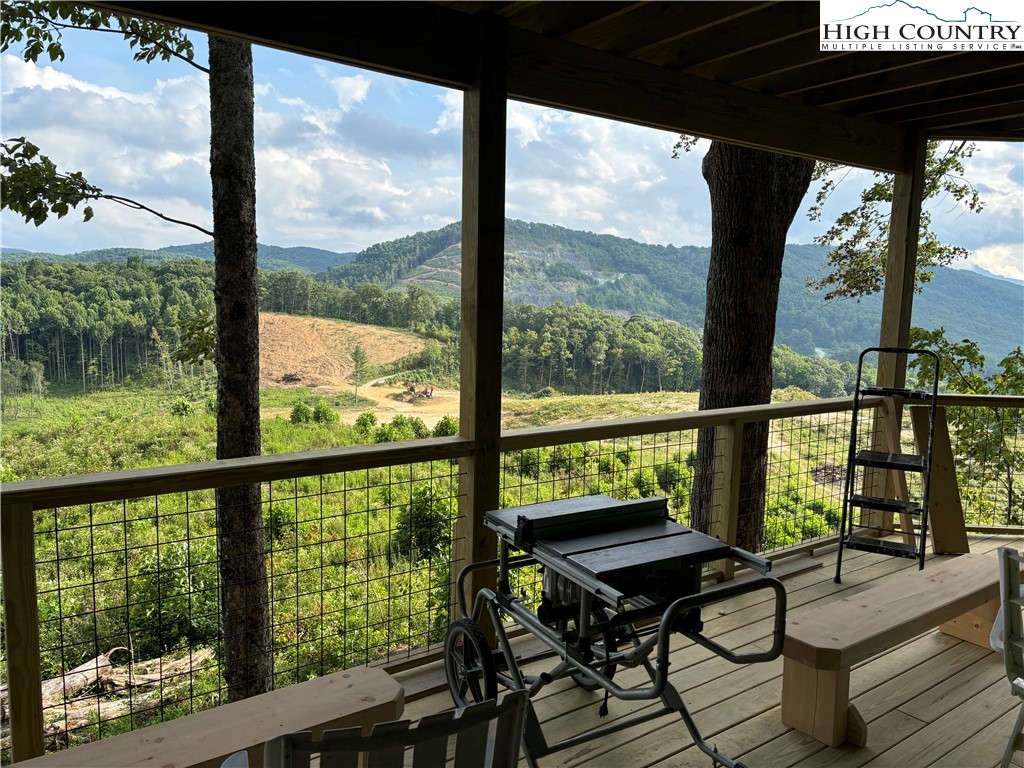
[505,28,910,172]
[1,502,45,761]
[877,135,928,386]
[911,405,970,554]
[91,1,912,173]
[709,421,743,580]
[455,15,508,628]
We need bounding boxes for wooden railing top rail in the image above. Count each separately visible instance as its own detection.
[499,395,880,452]
[935,394,1024,408]
[3,393,1020,512]
[0,436,474,511]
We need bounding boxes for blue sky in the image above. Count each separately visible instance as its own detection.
[2,25,1022,280]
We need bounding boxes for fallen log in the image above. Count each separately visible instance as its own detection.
[40,654,113,710]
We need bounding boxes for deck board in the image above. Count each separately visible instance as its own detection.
[402,535,1024,767]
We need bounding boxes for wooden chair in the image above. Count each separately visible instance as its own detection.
[221,690,528,768]
[993,547,1024,768]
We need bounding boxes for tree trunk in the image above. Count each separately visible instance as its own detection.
[690,142,814,553]
[209,35,271,702]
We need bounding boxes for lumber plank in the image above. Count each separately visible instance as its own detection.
[784,552,1005,671]
[18,667,403,768]
[911,405,970,554]
[862,680,1017,767]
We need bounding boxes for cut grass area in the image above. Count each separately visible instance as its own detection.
[501,390,701,429]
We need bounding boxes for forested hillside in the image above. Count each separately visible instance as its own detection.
[317,219,1021,366]
[3,219,1018,402]
[2,241,356,274]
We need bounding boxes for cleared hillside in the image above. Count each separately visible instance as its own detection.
[259,312,425,389]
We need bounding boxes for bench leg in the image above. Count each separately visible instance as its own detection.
[939,598,1000,649]
[781,657,865,747]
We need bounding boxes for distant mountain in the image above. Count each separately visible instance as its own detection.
[2,242,356,273]
[319,219,1023,366]
[965,264,1024,286]
[160,242,356,273]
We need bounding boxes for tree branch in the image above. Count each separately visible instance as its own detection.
[103,194,213,236]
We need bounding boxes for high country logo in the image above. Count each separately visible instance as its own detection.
[819,0,1022,51]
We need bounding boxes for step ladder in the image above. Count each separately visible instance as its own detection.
[834,347,940,584]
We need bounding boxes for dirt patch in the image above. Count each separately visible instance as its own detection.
[811,463,846,486]
[259,312,425,389]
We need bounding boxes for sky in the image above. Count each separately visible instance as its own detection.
[2,25,1022,280]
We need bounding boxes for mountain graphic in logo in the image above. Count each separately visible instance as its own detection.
[831,1,1017,23]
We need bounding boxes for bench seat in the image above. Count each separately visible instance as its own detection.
[19,666,404,768]
[781,551,1003,747]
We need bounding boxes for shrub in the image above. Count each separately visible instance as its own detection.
[432,414,459,437]
[170,398,193,417]
[391,414,429,439]
[290,402,313,424]
[391,486,452,561]
[312,400,339,425]
[615,447,637,467]
[655,461,691,494]
[505,447,545,479]
[355,411,378,436]
[631,468,659,497]
[128,539,220,657]
[264,503,293,544]
[548,443,587,475]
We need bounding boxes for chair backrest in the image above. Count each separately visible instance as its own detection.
[998,547,1024,684]
[258,691,528,768]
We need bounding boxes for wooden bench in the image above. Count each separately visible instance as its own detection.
[781,552,1004,747]
[19,666,404,768]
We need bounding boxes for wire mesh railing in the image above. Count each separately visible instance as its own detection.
[3,395,1021,761]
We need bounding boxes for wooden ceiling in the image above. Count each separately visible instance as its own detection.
[439,1,1024,141]
[94,1,1023,173]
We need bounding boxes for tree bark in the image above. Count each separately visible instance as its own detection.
[209,35,271,701]
[690,142,814,553]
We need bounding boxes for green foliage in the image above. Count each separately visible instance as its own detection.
[351,344,368,391]
[127,539,220,658]
[1,137,98,226]
[548,442,588,475]
[910,327,1024,523]
[175,309,216,366]
[391,485,453,561]
[807,141,983,301]
[355,411,378,436]
[170,397,193,417]
[1,1,201,69]
[432,414,459,437]
[631,468,659,497]
[290,401,313,424]
[655,460,691,494]
[312,400,338,425]
[264,503,292,543]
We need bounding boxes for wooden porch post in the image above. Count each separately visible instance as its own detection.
[877,134,927,387]
[710,421,743,580]
[1,502,45,761]
[455,15,507,625]
[865,136,928,517]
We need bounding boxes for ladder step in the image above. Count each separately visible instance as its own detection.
[861,386,933,401]
[849,495,923,514]
[854,449,927,472]
[843,535,920,558]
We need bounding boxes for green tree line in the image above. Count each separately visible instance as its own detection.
[1,255,865,403]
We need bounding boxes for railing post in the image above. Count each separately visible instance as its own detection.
[455,14,507,633]
[1,501,44,761]
[710,420,743,580]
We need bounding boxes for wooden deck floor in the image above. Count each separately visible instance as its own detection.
[400,535,1024,768]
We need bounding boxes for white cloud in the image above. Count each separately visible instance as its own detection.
[328,73,371,110]
[971,244,1024,280]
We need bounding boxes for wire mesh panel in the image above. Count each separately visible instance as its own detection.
[761,409,850,553]
[24,459,464,755]
[946,403,1023,526]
